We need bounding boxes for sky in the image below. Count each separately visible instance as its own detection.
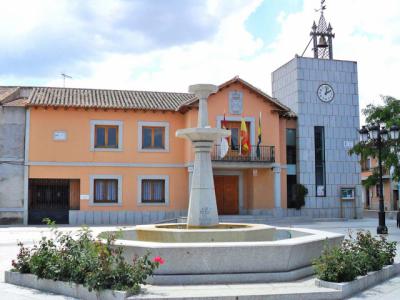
[1,0,400,115]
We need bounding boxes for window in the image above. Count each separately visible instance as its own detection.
[287,175,297,208]
[141,179,165,203]
[137,175,169,205]
[90,120,123,151]
[314,126,326,197]
[376,184,383,197]
[286,129,296,164]
[361,158,371,171]
[138,122,169,152]
[142,127,165,149]
[95,125,118,148]
[230,128,239,150]
[89,175,122,205]
[94,179,118,203]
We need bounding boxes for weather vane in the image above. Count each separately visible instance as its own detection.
[315,0,326,13]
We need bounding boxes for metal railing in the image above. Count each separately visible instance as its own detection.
[211,145,275,163]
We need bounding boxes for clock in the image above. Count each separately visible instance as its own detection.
[317,84,334,103]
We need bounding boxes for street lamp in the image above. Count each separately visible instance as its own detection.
[358,124,400,234]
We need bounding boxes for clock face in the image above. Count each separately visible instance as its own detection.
[317,84,334,103]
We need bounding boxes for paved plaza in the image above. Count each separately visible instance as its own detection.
[0,217,399,299]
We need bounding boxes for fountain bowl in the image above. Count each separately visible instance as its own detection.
[132,223,275,243]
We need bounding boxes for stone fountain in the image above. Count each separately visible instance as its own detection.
[176,84,229,228]
[102,84,344,285]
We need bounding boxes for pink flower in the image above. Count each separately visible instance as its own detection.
[153,256,165,265]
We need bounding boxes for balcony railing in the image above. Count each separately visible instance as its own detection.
[211,145,275,163]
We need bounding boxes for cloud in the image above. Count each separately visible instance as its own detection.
[1,0,400,122]
[0,0,220,77]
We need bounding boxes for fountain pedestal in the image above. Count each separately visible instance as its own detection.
[176,128,230,227]
[176,84,230,227]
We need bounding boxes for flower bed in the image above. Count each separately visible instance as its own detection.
[315,263,400,299]
[313,231,398,298]
[8,220,164,296]
[312,230,396,283]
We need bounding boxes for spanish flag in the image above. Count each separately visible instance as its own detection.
[240,118,251,155]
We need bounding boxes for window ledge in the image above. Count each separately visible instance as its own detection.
[91,148,123,152]
[89,203,122,207]
[138,148,169,153]
[137,202,169,207]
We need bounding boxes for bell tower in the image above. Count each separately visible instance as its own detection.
[271,0,362,219]
[311,0,335,59]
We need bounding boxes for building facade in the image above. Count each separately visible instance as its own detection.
[0,67,362,225]
[272,56,362,219]
[10,77,298,225]
[0,88,28,224]
[361,157,399,211]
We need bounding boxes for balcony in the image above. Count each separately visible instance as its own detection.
[211,145,275,163]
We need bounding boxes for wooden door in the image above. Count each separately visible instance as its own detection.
[214,176,225,213]
[214,175,239,215]
[69,179,80,210]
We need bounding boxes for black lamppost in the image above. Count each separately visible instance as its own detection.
[359,124,400,234]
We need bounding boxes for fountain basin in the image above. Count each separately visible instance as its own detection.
[102,226,344,285]
[128,223,275,243]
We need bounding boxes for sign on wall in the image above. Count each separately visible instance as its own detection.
[53,131,67,141]
[229,91,243,115]
[316,185,325,197]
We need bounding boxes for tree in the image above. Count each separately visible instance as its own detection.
[349,96,400,185]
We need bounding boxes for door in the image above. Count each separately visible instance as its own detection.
[28,179,70,224]
[214,175,239,215]
[225,121,251,158]
[365,188,370,209]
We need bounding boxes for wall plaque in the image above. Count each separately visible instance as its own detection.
[80,194,89,200]
[53,131,67,141]
[229,91,243,115]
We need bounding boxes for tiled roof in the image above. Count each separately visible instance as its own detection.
[0,87,20,104]
[27,87,197,111]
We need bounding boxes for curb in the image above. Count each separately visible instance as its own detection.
[5,271,130,300]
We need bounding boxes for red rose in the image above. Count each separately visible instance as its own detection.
[153,256,165,265]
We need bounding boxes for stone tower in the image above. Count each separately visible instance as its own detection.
[271,3,362,218]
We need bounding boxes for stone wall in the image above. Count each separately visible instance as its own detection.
[272,56,362,218]
[0,106,25,224]
[69,210,187,225]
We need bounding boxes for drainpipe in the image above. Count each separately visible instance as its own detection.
[23,108,30,225]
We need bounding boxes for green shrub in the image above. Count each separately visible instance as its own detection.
[313,230,397,283]
[353,231,396,273]
[293,184,308,210]
[11,242,31,274]
[313,243,359,282]
[11,222,163,294]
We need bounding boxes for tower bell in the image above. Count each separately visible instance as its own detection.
[310,0,335,59]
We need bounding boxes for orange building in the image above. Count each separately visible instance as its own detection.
[18,77,298,224]
[361,157,399,211]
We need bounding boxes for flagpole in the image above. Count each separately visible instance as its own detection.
[239,115,242,155]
